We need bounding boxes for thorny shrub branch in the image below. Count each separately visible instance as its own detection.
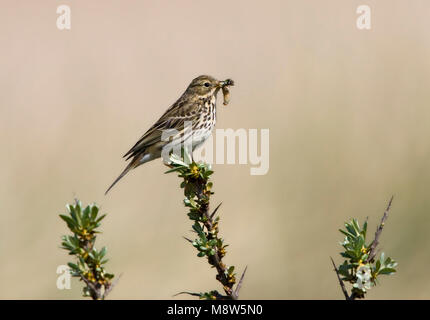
[60,200,117,300]
[166,152,246,300]
[331,196,397,300]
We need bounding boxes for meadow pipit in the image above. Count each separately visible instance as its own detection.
[105,75,234,194]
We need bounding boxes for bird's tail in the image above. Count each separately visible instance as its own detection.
[105,162,135,195]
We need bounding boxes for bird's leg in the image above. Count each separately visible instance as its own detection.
[189,149,195,164]
[182,145,193,165]
[162,150,175,168]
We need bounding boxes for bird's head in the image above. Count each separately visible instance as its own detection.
[186,75,234,98]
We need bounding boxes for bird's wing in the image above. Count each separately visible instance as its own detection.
[123,96,200,160]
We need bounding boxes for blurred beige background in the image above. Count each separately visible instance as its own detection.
[1,0,430,299]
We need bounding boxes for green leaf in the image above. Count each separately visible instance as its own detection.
[90,205,99,220]
[352,219,360,234]
[339,229,355,239]
[99,246,107,258]
[363,220,368,239]
[95,214,106,223]
[68,205,78,223]
[192,222,203,234]
[208,239,217,247]
[74,204,82,224]
[187,212,200,220]
[164,166,184,174]
[375,259,381,272]
[88,251,96,260]
[379,268,396,275]
[60,215,77,230]
[67,262,78,270]
[205,170,214,176]
[345,224,356,237]
[83,205,90,220]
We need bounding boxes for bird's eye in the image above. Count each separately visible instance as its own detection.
[204,82,210,87]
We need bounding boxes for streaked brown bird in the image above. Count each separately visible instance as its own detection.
[105,75,234,194]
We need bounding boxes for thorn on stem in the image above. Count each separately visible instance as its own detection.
[330,257,351,300]
[173,291,201,297]
[183,236,193,243]
[234,266,248,297]
[210,202,223,220]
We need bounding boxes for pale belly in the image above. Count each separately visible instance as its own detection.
[191,124,215,150]
[168,96,217,151]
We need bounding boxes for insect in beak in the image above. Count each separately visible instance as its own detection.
[218,79,234,88]
[219,79,234,106]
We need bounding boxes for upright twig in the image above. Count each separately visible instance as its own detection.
[366,196,394,263]
[331,196,397,300]
[166,153,246,300]
[60,200,117,300]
